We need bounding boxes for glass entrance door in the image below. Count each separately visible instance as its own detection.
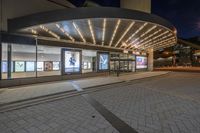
[110,60,134,73]
[120,61,132,72]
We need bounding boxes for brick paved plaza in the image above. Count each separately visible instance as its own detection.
[0,72,200,133]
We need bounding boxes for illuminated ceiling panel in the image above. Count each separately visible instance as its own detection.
[22,18,176,52]
[9,7,177,52]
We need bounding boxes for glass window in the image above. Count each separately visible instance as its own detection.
[37,45,61,76]
[110,53,120,59]
[1,43,8,79]
[12,44,36,78]
[82,50,96,73]
[120,53,128,59]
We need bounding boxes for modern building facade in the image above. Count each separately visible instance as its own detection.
[0,0,177,87]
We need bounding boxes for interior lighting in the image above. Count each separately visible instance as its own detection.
[56,24,75,42]
[39,25,60,39]
[73,22,86,43]
[88,19,96,44]
[102,18,107,45]
[115,21,135,47]
[109,19,121,46]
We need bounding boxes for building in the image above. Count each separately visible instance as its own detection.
[0,0,177,87]
[154,37,200,67]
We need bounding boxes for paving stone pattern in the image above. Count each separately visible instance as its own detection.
[0,96,119,133]
[92,72,200,133]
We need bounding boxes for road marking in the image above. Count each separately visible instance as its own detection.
[70,81,83,91]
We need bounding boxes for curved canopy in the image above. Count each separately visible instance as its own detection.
[8,7,177,51]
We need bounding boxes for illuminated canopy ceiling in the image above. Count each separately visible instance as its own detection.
[8,7,177,52]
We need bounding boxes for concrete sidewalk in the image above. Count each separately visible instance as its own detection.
[0,71,168,104]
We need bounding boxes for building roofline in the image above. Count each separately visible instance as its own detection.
[178,39,200,49]
[8,7,175,32]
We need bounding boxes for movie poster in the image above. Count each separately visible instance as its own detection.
[53,62,60,70]
[2,61,14,72]
[99,53,109,70]
[2,61,7,73]
[15,61,25,72]
[44,61,53,71]
[136,56,147,69]
[64,51,80,73]
[37,62,44,71]
[26,61,35,72]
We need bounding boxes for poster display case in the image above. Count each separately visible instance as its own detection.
[98,52,109,71]
[2,61,7,73]
[136,56,148,69]
[26,61,35,72]
[14,61,25,72]
[37,62,44,71]
[62,49,81,74]
[44,61,53,71]
[53,62,60,70]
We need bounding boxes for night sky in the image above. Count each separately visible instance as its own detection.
[152,0,200,39]
[69,0,200,39]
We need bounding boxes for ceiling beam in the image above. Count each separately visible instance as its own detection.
[115,21,135,48]
[55,23,75,42]
[37,37,123,53]
[88,19,96,45]
[125,22,148,45]
[73,22,86,43]
[102,18,106,46]
[109,19,121,47]
[39,25,60,39]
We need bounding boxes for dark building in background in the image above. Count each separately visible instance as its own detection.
[154,36,200,67]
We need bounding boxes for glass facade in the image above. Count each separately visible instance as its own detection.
[37,45,61,76]
[0,42,147,80]
[110,53,136,73]
[82,50,97,73]
[12,44,36,78]
[2,43,8,79]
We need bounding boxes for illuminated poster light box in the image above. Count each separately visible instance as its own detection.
[15,61,25,72]
[44,61,53,71]
[136,56,147,69]
[37,62,44,71]
[53,62,60,70]
[64,51,80,73]
[2,61,7,73]
[99,53,109,70]
[26,61,35,72]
